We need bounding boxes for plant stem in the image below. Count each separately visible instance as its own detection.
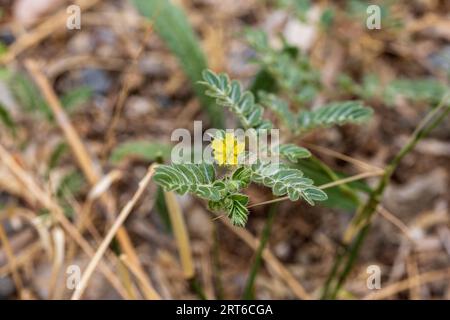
[243,203,278,299]
[321,95,450,299]
[212,226,224,299]
[247,170,382,208]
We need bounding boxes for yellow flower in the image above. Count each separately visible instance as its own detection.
[211,132,245,165]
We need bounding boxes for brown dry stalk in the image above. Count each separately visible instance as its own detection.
[0,223,24,297]
[120,254,161,300]
[164,191,195,279]
[103,22,154,155]
[0,0,103,65]
[48,227,66,300]
[0,142,130,299]
[71,165,158,300]
[24,59,153,297]
[364,267,450,300]
[220,218,312,300]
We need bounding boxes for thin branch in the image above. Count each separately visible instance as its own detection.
[24,59,151,297]
[243,203,278,299]
[0,0,102,65]
[321,94,450,299]
[303,143,383,173]
[119,254,161,300]
[364,267,450,300]
[248,170,383,208]
[71,164,157,300]
[0,142,130,299]
[377,205,414,242]
[0,223,24,298]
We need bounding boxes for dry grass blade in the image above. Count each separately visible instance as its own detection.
[377,206,414,242]
[24,59,150,296]
[220,218,311,300]
[48,227,65,299]
[0,0,103,65]
[304,143,384,173]
[0,142,130,299]
[164,191,195,279]
[71,164,157,300]
[120,254,161,300]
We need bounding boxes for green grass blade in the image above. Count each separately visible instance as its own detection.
[242,203,278,299]
[132,0,224,128]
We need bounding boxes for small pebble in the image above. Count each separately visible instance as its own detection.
[0,277,15,299]
[0,30,15,45]
[80,69,112,95]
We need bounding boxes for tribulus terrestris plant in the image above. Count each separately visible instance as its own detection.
[151,69,374,227]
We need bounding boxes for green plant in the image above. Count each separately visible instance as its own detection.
[246,30,321,106]
[133,0,224,128]
[259,92,373,135]
[322,94,450,299]
[152,70,375,227]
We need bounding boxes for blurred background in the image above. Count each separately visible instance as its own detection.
[0,0,449,300]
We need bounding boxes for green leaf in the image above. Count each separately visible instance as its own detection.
[228,166,252,191]
[209,193,249,227]
[258,91,296,131]
[60,86,92,111]
[153,163,224,201]
[0,42,7,56]
[250,161,327,205]
[199,69,272,130]
[297,101,373,132]
[278,144,311,162]
[132,0,223,128]
[110,141,172,164]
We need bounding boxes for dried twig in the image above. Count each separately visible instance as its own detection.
[71,165,158,300]
[0,142,130,299]
[220,218,312,300]
[164,191,195,279]
[0,0,102,65]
